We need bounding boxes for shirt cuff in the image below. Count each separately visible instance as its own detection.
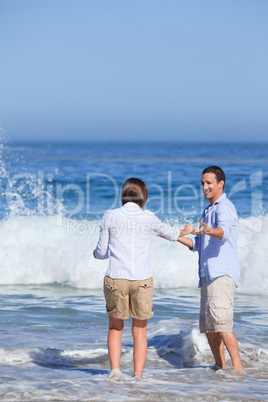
[94,248,109,260]
[173,229,182,241]
[219,225,230,241]
[189,235,198,251]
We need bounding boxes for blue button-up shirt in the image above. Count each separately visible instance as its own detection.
[191,193,240,287]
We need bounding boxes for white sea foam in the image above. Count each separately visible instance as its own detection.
[0,346,108,366]
[0,325,266,369]
[0,214,267,295]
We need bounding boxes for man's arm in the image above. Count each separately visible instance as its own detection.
[177,223,194,249]
[177,236,193,249]
[193,221,224,240]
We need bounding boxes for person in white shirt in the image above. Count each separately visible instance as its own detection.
[94,177,192,379]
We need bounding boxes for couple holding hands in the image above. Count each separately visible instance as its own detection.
[93,166,243,378]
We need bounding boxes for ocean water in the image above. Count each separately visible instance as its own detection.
[0,140,268,401]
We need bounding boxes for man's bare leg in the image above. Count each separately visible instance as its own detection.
[219,331,243,371]
[206,332,226,369]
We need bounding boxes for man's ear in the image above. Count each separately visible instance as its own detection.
[219,180,224,190]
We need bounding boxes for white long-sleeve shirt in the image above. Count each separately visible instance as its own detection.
[94,202,180,280]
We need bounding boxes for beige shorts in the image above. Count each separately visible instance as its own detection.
[103,276,154,320]
[200,275,235,333]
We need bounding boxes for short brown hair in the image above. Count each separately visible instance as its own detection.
[202,166,226,189]
[121,178,148,208]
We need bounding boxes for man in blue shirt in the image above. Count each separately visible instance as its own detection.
[178,166,243,371]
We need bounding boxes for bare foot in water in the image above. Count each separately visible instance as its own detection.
[109,369,121,378]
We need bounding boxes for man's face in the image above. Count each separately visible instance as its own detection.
[201,172,224,205]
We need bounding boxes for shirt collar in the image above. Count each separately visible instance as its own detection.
[205,193,226,212]
[213,192,226,205]
[122,202,142,210]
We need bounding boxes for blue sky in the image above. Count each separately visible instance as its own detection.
[0,0,268,142]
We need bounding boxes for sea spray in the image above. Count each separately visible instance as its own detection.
[0,214,267,295]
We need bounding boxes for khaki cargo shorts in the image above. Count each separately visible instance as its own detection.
[103,276,154,320]
[200,275,235,333]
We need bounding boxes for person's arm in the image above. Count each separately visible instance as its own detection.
[152,210,195,242]
[179,223,195,237]
[151,212,181,241]
[93,212,110,260]
[93,250,98,259]
[177,223,194,249]
[192,221,224,239]
[177,236,194,249]
[157,223,194,249]
[193,200,237,241]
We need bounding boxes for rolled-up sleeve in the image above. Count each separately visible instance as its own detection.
[94,212,110,259]
[216,201,237,242]
[190,234,199,251]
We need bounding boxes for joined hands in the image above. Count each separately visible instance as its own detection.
[157,221,208,240]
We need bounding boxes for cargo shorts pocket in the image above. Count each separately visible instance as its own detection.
[103,277,118,313]
[207,298,231,327]
[139,280,152,294]
[137,279,154,315]
[139,282,151,297]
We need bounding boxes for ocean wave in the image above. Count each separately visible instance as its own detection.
[0,346,107,367]
[1,327,267,369]
[0,214,267,295]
